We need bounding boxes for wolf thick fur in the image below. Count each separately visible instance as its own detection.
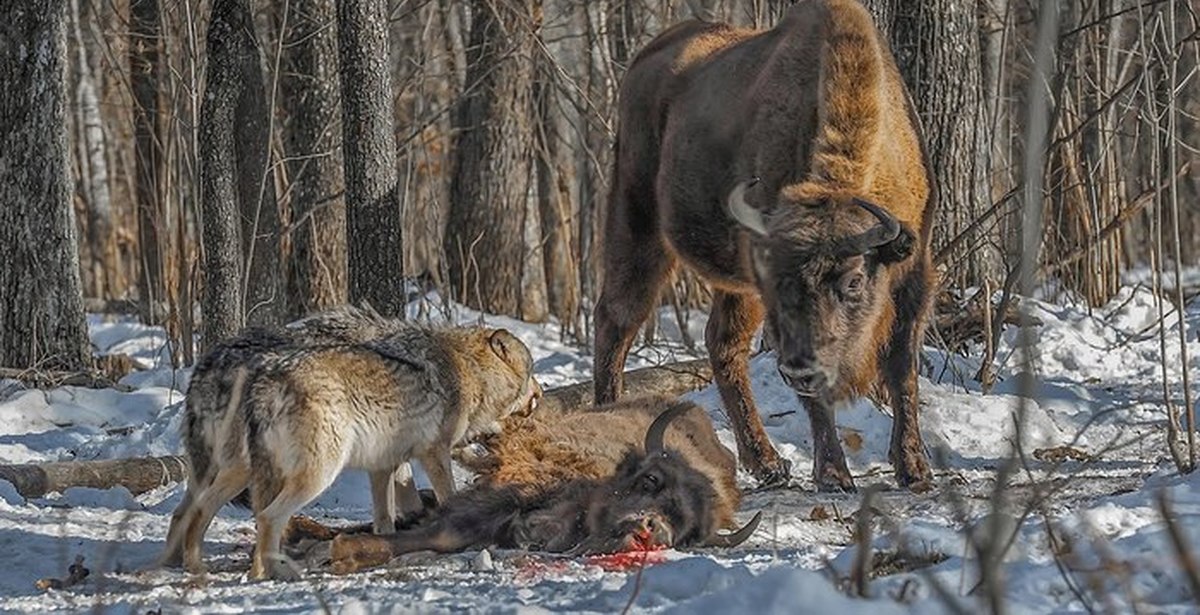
[167,322,540,580]
[163,306,429,568]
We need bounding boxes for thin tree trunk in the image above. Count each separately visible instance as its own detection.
[237,1,283,326]
[130,0,165,324]
[337,0,406,317]
[282,0,347,318]
[534,50,580,331]
[0,0,91,370]
[69,0,114,300]
[445,0,543,319]
[199,0,250,350]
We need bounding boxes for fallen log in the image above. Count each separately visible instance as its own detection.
[0,359,715,499]
[0,365,134,392]
[0,455,187,499]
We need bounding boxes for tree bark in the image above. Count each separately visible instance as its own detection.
[0,456,187,499]
[337,0,406,317]
[445,0,543,319]
[236,1,283,326]
[282,0,347,318]
[130,0,165,324]
[69,0,114,300]
[0,0,91,371]
[199,0,250,350]
[534,51,580,331]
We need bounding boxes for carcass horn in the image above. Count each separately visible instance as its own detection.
[727,178,768,236]
[644,402,694,455]
[708,511,763,548]
[837,198,901,256]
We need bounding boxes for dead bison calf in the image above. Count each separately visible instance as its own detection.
[329,399,759,573]
[594,0,936,492]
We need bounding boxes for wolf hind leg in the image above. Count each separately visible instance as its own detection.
[179,463,249,574]
[160,457,215,569]
[251,467,339,581]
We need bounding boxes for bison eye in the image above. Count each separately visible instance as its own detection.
[840,271,866,298]
[640,473,660,493]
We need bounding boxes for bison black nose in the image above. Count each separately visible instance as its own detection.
[778,363,826,396]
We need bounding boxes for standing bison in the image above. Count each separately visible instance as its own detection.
[594,0,936,492]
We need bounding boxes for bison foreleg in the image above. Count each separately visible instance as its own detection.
[804,397,856,493]
[706,291,791,487]
[883,264,934,492]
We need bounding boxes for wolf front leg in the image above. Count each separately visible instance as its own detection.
[418,448,456,504]
[368,469,397,535]
[392,461,425,517]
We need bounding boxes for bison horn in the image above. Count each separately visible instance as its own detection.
[644,402,693,455]
[727,178,769,236]
[838,198,902,255]
[708,511,763,548]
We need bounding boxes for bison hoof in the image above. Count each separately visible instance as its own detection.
[752,458,792,489]
[813,463,856,493]
[815,476,857,494]
[895,464,934,493]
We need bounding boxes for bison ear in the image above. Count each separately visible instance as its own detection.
[873,223,917,264]
[488,329,525,364]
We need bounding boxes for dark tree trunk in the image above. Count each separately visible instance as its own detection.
[199,0,250,350]
[0,0,91,370]
[235,1,282,326]
[445,0,542,319]
[130,0,165,324]
[863,0,998,289]
[336,0,405,317]
[282,0,348,318]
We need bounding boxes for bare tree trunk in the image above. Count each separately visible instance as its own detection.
[199,0,250,350]
[282,0,347,318]
[130,0,165,324]
[237,2,283,326]
[577,0,616,336]
[69,0,114,300]
[445,0,543,320]
[0,0,91,370]
[337,0,406,317]
[534,49,580,332]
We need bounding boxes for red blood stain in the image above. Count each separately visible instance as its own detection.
[585,550,668,572]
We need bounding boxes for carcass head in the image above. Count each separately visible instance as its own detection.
[727,179,918,398]
[581,403,761,553]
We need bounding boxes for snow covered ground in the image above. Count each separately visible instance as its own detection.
[2,284,1199,613]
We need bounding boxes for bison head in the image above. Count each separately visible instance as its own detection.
[727,179,916,398]
[580,403,761,554]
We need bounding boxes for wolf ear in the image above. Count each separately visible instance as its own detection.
[873,223,917,264]
[488,329,524,364]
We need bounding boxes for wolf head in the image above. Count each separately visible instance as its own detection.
[459,328,542,441]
